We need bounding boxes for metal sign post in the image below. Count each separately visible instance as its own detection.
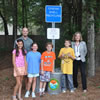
[52,22,56,70]
[52,22,55,52]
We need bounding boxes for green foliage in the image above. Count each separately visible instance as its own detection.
[85,0,96,13]
[97,86,100,88]
[5,77,9,80]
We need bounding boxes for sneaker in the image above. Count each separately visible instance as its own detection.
[24,91,30,98]
[62,90,66,93]
[32,92,36,98]
[83,89,87,93]
[70,90,74,93]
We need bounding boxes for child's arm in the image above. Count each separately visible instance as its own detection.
[67,52,75,60]
[58,53,65,59]
[52,60,55,73]
[12,53,17,71]
[58,49,65,59]
[68,54,75,60]
[52,52,56,73]
[41,60,44,74]
[24,56,27,74]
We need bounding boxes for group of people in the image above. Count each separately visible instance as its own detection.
[12,27,87,100]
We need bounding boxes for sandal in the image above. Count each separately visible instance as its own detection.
[17,95,23,100]
[39,92,43,97]
[18,98,23,100]
[42,92,45,95]
[12,96,18,100]
[17,96,23,100]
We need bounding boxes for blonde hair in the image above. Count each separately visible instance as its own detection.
[72,32,83,41]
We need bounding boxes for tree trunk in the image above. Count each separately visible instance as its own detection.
[77,0,82,31]
[25,6,28,27]
[0,11,9,36]
[1,0,9,35]
[68,4,72,34]
[0,0,9,48]
[13,0,17,41]
[22,0,25,27]
[95,0,100,68]
[72,0,79,31]
[87,13,95,77]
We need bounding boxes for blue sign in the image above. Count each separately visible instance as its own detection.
[45,5,62,23]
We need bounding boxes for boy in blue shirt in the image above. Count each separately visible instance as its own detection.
[25,43,41,98]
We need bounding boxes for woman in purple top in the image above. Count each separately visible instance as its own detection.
[12,39,27,100]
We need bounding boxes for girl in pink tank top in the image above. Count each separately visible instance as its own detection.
[12,39,27,100]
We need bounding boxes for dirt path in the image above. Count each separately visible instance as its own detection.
[0,55,100,100]
[0,53,12,70]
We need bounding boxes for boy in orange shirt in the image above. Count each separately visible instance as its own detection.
[39,42,56,96]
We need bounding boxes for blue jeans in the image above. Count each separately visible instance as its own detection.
[61,74,74,91]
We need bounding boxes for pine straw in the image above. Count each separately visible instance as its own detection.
[0,67,100,100]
